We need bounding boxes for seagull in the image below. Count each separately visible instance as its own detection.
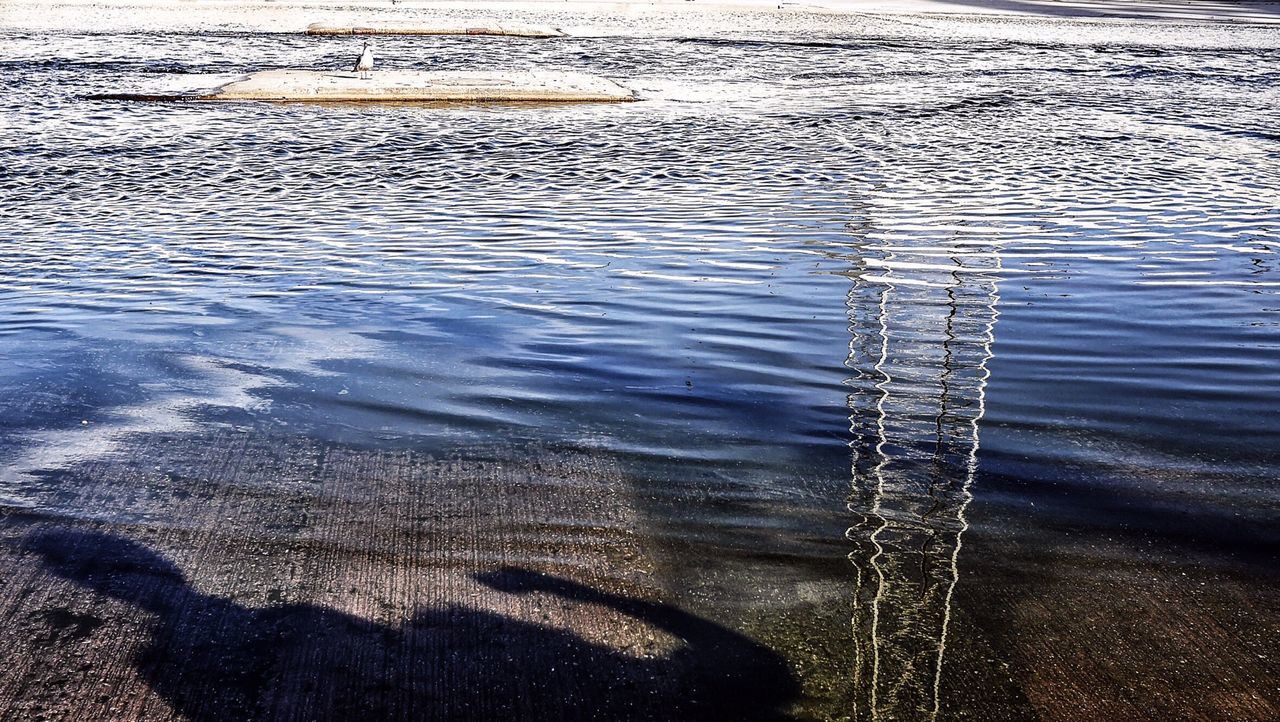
[353,41,374,80]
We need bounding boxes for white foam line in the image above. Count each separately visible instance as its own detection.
[613,269,761,285]
[864,259,1021,273]
[860,274,949,287]
[1138,279,1280,287]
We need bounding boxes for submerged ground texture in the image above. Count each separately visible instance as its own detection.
[1,436,798,721]
[1,1,1278,720]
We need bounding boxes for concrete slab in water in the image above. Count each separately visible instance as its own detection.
[97,70,636,104]
[306,21,566,37]
[223,70,632,102]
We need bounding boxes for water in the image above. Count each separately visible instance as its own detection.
[1,15,1278,721]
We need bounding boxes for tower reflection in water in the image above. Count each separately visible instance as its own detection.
[844,229,1001,721]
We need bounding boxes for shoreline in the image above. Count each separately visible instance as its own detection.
[4,0,1280,35]
[2,0,1278,718]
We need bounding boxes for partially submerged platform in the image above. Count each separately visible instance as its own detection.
[96,70,636,104]
[306,21,566,38]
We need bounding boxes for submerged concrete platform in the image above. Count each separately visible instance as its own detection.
[306,21,566,37]
[97,70,636,104]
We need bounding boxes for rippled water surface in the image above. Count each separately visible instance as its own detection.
[2,15,1278,721]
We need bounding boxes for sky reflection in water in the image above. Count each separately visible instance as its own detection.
[1,18,1278,720]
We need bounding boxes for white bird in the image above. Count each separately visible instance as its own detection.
[353,42,374,80]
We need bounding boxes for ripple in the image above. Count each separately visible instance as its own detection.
[2,16,1280,718]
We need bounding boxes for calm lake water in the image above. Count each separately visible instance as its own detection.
[1,14,1278,721]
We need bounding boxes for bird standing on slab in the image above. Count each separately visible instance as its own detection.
[353,42,373,80]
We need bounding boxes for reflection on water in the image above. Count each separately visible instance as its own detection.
[1,11,1279,721]
[845,230,1000,720]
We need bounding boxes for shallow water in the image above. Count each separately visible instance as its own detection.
[1,16,1278,721]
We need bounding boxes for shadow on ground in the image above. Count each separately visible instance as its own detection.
[21,528,798,721]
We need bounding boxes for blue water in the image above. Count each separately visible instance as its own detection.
[1,18,1278,720]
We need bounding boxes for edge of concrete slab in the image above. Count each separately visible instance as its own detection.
[88,70,638,104]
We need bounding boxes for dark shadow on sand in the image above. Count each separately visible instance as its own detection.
[23,528,798,721]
